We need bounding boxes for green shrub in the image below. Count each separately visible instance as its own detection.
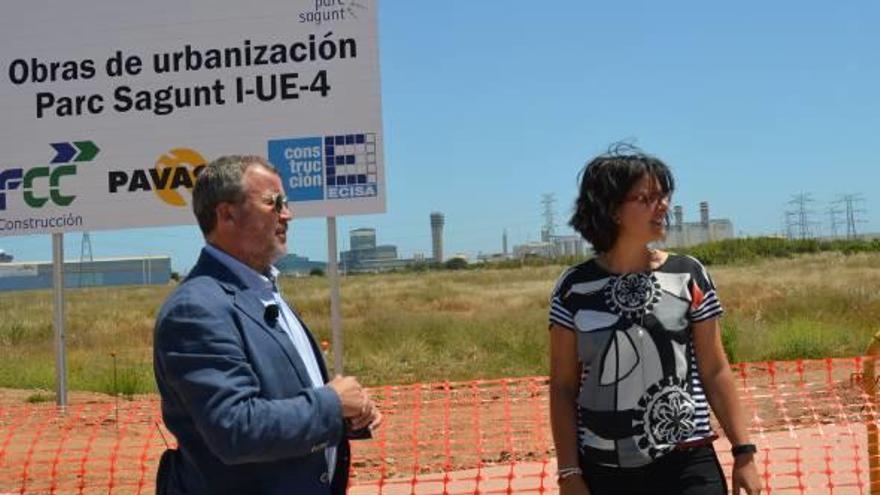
[677,237,880,265]
[25,391,55,403]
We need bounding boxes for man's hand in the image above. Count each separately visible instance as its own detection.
[348,391,382,432]
[327,375,367,418]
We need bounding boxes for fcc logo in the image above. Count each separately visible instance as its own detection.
[0,141,99,211]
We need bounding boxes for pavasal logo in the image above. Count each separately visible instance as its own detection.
[108,148,206,206]
[0,141,99,211]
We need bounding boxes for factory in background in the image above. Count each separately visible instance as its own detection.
[0,256,171,292]
[275,253,326,276]
[506,193,590,260]
[277,212,449,275]
[339,212,451,272]
[660,201,734,248]
[340,227,411,272]
[512,231,589,259]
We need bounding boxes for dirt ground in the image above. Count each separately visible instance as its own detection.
[2,359,880,494]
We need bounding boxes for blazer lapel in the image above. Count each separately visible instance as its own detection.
[233,288,313,387]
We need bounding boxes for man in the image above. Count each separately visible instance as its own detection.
[154,155,380,494]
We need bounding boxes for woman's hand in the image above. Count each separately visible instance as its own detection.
[732,455,761,494]
[559,475,591,495]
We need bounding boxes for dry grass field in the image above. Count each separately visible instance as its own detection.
[1,251,878,396]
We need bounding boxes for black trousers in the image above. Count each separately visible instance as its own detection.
[580,446,727,495]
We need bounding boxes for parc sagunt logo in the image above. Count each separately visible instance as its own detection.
[107,148,206,207]
[0,141,98,211]
[299,0,368,26]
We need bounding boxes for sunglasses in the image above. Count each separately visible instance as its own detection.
[625,192,670,208]
[262,192,289,213]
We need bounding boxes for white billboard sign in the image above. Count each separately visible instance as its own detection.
[0,0,385,237]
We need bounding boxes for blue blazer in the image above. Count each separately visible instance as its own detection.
[154,249,350,495]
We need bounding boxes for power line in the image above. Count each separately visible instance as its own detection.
[78,232,95,288]
[826,204,844,239]
[541,193,556,242]
[833,193,867,239]
[785,193,819,240]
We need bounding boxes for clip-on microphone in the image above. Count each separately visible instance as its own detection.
[264,304,280,325]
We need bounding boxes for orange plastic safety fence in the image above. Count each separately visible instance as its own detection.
[0,357,878,494]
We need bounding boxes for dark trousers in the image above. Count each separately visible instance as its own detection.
[581,446,727,495]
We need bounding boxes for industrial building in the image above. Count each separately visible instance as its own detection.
[513,241,555,259]
[0,256,171,292]
[511,232,589,260]
[349,228,376,252]
[275,253,326,276]
[338,213,448,272]
[546,234,589,257]
[339,227,404,272]
[660,202,734,248]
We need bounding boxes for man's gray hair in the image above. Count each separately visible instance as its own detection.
[192,155,277,235]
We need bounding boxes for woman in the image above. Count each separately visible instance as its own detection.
[549,145,761,494]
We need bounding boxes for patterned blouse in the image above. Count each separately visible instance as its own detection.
[549,254,724,468]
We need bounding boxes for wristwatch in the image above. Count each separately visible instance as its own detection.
[731,443,757,457]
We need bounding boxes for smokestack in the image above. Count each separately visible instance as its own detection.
[502,229,508,256]
[674,205,683,229]
[430,212,445,263]
[700,202,709,227]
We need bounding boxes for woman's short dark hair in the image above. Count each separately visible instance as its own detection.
[569,144,675,253]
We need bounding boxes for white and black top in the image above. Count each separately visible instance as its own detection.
[549,254,724,468]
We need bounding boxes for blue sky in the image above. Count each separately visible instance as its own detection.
[2,0,878,272]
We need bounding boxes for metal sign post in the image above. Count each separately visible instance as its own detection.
[326,216,344,376]
[51,233,68,407]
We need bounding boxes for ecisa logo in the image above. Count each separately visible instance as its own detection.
[269,133,378,202]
